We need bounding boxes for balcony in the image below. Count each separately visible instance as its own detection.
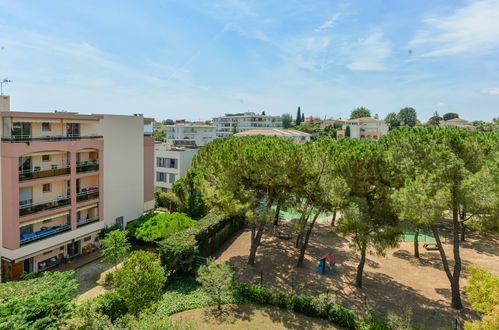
[20,224,71,245]
[19,195,71,217]
[19,165,70,182]
[2,134,103,143]
[76,161,99,174]
[77,188,99,203]
[77,216,99,227]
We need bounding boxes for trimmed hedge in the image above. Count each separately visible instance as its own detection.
[125,213,155,238]
[233,283,356,329]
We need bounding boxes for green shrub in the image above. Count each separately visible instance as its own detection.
[104,272,114,284]
[136,213,196,242]
[310,293,336,318]
[329,304,356,329]
[126,213,155,238]
[90,291,127,322]
[273,291,291,309]
[291,295,316,317]
[159,232,199,273]
[100,224,120,239]
[21,271,36,280]
[0,271,77,330]
[233,283,273,305]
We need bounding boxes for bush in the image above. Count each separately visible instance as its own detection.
[329,304,356,329]
[291,295,316,317]
[135,213,196,242]
[358,310,390,330]
[159,231,199,273]
[105,272,114,284]
[0,271,77,330]
[100,224,120,239]
[310,293,336,318]
[233,283,273,305]
[273,291,291,309]
[125,213,155,238]
[196,258,234,312]
[115,251,167,314]
[91,291,127,322]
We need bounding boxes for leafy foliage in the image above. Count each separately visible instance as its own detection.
[171,169,206,219]
[159,231,199,273]
[196,258,234,311]
[443,112,459,121]
[135,212,196,242]
[0,271,77,330]
[350,107,371,119]
[125,213,155,238]
[398,107,417,127]
[282,113,293,128]
[101,230,131,270]
[464,265,498,330]
[114,250,166,315]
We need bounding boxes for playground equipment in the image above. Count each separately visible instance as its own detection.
[317,253,336,275]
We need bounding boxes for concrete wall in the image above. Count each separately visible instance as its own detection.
[100,115,145,227]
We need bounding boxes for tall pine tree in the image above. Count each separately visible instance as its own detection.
[296,107,302,126]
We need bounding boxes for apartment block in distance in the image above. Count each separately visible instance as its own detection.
[213,112,282,138]
[0,96,154,282]
[337,117,389,140]
[154,143,198,192]
[164,122,216,147]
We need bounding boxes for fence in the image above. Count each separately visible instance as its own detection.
[197,216,245,257]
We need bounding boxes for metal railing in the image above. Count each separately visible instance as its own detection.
[19,195,71,217]
[20,224,71,245]
[19,165,70,182]
[76,189,99,203]
[76,161,99,173]
[2,135,103,143]
[77,217,99,227]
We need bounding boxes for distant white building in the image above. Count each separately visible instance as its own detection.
[164,123,216,147]
[444,118,469,126]
[338,117,389,140]
[213,112,282,138]
[154,143,198,192]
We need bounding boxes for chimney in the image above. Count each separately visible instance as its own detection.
[0,95,10,112]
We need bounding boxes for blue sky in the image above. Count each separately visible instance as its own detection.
[1,0,498,121]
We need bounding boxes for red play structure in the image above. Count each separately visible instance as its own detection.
[317,253,336,275]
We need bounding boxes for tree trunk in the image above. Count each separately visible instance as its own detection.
[451,198,463,309]
[248,196,274,265]
[460,223,466,242]
[330,208,337,227]
[273,203,281,226]
[355,247,367,288]
[414,226,420,258]
[295,234,302,249]
[297,212,320,267]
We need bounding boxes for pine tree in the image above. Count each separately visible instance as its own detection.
[301,112,305,123]
[296,107,302,126]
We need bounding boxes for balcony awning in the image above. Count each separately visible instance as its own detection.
[25,150,68,157]
[20,211,70,227]
[77,203,98,212]
[11,118,62,123]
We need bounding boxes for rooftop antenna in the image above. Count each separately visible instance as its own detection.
[1,78,12,95]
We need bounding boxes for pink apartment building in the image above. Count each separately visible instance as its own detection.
[0,95,154,282]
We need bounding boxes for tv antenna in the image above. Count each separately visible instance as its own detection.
[1,79,12,95]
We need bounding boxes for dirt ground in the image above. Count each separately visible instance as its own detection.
[215,217,499,329]
[170,304,339,330]
[73,259,113,304]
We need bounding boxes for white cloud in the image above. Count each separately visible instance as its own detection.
[409,1,499,56]
[482,87,499,95]
[346,32,392,71]
[315,13,341,32]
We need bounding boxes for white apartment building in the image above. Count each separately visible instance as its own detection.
[0,95,155,282]
[338,117,389,140]
[234,129,311,144]
[213,112,282,138]
[154,143,198,192]
[164,123,216,147]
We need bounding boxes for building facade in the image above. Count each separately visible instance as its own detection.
[0,100,154,282]
[337,117,389,140]
[164,123,216,147]
[234,129,311,144]
[213,112,282,138]
[154,143,198,192]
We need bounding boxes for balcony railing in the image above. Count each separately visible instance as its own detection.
[19,165,70,182]
[20,224,71,245]
[19,195,71,217]
[2,135,103,143]
[76,161,99,173]
[77,189,99,203]
[77,217,99,227]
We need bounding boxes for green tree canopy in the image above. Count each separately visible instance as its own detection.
[384,112,400,130]
[296,107,302,125]
[101,229,131,270]
[398,107,417,127]
[197,258,234,312]
[172,169,206,219]
[350,107,371,119]
[281,113,293,129]
[114,250,166,315]
[427,111,442,126]
[135,212,196,242]
[443,112,459,121]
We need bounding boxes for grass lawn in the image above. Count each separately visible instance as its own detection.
[170,304,339,330]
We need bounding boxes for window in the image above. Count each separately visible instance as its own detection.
[20,224,33,234]
[42,154,51,162]
[115,216,124,230]
[66,123,80,137]
[156,157,167,168]
[43,183,51,192]
[156,172,167,182]
[169,173,176,183]
[83,236,92,242]
[168,158,177,169]
[42,122,51,131]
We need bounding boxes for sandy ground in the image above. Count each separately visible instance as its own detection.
[74,259,114,304]
[215,217,499,329]
[170,304,339,330]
